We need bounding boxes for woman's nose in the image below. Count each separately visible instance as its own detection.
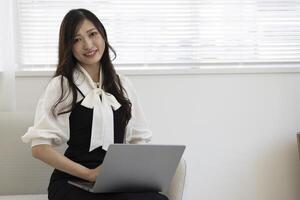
[83,38,92,49]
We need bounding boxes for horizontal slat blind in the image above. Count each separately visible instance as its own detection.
[17,0,300,69]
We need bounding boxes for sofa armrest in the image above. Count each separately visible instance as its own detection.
[0,112,52,195]
[166,158,186,200]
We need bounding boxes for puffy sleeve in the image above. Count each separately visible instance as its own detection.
[119,75,152,144]
[21,76,71,147]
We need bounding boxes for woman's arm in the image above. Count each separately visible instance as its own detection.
[32,144,101,182]
[120,75,152,144]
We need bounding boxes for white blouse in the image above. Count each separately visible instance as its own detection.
[21,66,152,151]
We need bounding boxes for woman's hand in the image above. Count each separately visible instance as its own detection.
[86,165,102,182]
[31,144,103,182]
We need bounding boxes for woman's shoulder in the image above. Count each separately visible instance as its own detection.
[46,75,69,91]
[49,75,68,85]
[40,75,72,109]
[117,73,133,89]
[117,73,137,100]
[40,75,70,101]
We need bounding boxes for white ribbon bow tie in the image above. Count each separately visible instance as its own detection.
[81,88,121,152]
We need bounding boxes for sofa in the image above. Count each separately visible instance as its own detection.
[0,112,186,200]
[297,133,300,160]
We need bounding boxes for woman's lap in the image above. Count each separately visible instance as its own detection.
[49,180,168,200]
[66,188,168,200]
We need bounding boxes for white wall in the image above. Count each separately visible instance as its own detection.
[16,72,300,200]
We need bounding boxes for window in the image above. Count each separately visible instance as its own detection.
[17,0,300,70]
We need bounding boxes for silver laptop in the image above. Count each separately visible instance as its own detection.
[68,144,185,193]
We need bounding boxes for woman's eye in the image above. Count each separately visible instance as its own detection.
[90,32,98,37]
[74,38,81,43]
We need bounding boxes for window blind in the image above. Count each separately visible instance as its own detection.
[17,0,300,69]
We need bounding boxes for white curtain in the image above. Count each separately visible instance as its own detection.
[0,0,16,111]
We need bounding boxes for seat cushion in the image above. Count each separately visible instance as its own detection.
[0,194,47,200]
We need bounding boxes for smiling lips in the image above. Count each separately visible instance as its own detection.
[83,50,98,57]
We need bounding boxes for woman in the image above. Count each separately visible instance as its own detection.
[21,8,168,200]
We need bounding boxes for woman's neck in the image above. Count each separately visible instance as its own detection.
[80,63,100,82]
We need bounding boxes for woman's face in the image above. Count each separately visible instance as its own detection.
[72,19,105,69]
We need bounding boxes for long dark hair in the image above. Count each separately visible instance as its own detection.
[51,8,132,128]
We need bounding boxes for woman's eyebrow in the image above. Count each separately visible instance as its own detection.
[87,28,97,33]
[75,28,97,37]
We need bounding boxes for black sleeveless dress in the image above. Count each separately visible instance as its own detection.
[47,88,168,200]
